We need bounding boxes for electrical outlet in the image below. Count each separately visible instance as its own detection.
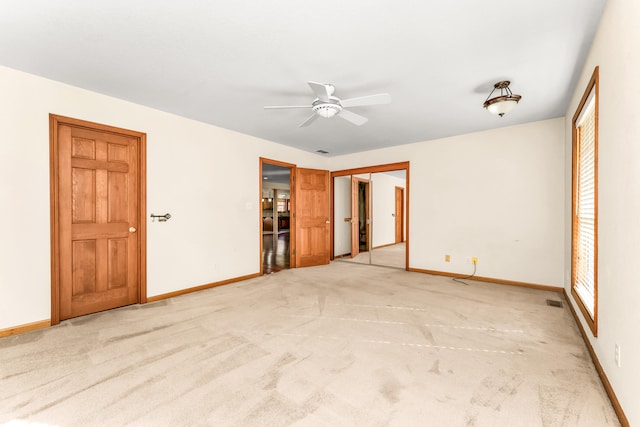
[445,254,451,262]
[472,257,478,265]
[615,344,621,367]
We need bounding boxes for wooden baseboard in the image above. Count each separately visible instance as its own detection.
[409,268,563,292]
[0,319,51,338]
[147,272,261,302]
[563,290,629,427]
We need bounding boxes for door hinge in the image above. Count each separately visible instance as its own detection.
[292,249,296,255]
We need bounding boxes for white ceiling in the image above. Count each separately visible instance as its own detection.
[0,1,607,156]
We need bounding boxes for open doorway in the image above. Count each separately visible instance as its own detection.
[260,159,294,274]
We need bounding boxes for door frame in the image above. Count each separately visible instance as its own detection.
[331,161,410,270]
[49,114,147,325]
[259,157,296,274]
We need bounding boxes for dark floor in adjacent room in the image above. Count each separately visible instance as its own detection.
[262,231,289,274]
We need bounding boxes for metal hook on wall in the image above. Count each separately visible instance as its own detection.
[150,213,172,222]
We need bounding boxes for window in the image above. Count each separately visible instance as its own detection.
[571,66,599,336]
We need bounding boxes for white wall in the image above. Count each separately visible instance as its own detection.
[563,0,640,424]
[0,66,327,330]
[371,172,406,248]
[330,118,566,286]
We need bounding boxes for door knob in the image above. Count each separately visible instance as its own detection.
[129,227,137,233]
[325,220,331,224]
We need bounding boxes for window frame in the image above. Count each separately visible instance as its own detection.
[571,66,599,336]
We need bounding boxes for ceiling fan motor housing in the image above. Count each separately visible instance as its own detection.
[312,98,342,118]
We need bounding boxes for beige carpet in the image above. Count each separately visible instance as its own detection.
[0,262,620,426]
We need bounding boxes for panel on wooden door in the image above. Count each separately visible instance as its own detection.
[57,125,139,320]
[295,168,330,267]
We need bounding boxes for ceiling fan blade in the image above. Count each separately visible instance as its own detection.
[338,109,368,126]
[340,93,391,108]
[308,81,331,101]
[299,114,319,127]
[264,105,310,109]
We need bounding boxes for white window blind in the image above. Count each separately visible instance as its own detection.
[574,94,596,317]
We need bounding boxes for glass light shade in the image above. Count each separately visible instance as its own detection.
[484,95,521,117]
[312,101,342,118]
[316,106,339,118]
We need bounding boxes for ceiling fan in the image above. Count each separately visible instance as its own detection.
[264,81,391,127]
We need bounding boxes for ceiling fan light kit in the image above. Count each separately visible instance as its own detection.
[483,80,522,117]
[264,81,391,127]
[312,99,342,118]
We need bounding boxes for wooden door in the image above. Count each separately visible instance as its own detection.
[51,116,145,322]
[395,186,404,243]
[295,168,330,267]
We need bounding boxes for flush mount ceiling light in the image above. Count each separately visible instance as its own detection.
[483,81,522,117]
